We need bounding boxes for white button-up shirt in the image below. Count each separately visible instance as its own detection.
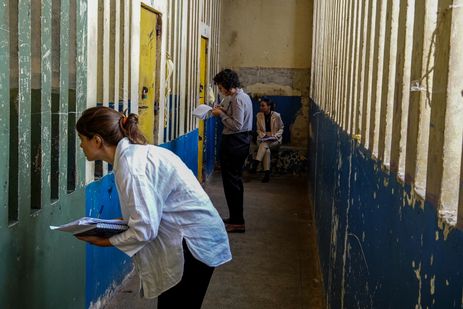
[109,138,231,298]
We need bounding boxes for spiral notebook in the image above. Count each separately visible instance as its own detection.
[50,217,129,238]
[74,222,129,237]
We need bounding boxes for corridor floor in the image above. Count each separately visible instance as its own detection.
[102,171,325,309]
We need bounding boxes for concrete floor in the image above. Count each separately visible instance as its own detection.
[102,171,325,309]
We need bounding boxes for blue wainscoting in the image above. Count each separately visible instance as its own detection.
[309,100,463,308]
[85,174,131,308]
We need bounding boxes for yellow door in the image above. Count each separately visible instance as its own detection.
[198,37,208,182]
[138,6,157,144]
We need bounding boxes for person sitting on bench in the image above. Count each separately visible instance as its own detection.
[251,96,284,182]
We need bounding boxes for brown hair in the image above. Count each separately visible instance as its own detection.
[76,106,147,145]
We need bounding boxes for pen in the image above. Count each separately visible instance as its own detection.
[214,98,225,108]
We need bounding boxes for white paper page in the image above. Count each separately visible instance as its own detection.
[50,217,128,234]
[192,104,212,119]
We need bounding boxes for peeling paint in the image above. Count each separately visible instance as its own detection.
[430,275,436,295]
[383,177,389,187]
[437,216,453,241]
[414,262,422,309]
[311,102,463,307]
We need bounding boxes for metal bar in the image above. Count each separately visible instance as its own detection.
[0,0,10,226]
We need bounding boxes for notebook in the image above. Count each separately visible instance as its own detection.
[50,217,129,238]
[74,222,129,237]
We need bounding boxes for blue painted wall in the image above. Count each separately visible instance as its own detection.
[204,117,218,177]
[85,129,201,307]
[85,174,132,308]
[309,101,463,308]
[160,129,199,176]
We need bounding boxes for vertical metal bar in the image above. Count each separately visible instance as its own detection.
[122,0,129,112]
[86,0,97,184]
[0,0,10,225]
[172,0,178,139]
[40,0,52,205]
[101,0,109,175]
[76,0,87,188]
[67,0,77,193]
[18,0,32,219]
[114,0,120,108]
[130,0,139,115]
[59,0,69,197]
[30,0,42,211]
[96,0,103,104]
[179,0,187,136]
[103,0,110,105]
[8,0,18,223]
[50,0,60,201]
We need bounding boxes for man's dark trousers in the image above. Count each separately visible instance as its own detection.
[220,132,250,225]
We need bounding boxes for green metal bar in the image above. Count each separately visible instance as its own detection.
[59,0,69,198]
[67,0,77,193]
[76,0,87,187]
[17,0,31,220]
[50,0,60,201]
[30,0,42,211]
[8,0,18,224]
[41,0,52,207]
[0,0,10,228]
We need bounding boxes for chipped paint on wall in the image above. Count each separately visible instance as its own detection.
[310,101,463,308]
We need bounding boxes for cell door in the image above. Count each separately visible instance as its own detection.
[198,37,208,182]
[138,6,159,144]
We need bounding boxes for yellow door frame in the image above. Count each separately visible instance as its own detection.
[198,36,208,182]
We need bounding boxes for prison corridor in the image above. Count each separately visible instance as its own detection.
[102,172,325,309]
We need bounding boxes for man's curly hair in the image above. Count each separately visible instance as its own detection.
[213,69,241,90]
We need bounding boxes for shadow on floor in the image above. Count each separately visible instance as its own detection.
[102,171,325,309]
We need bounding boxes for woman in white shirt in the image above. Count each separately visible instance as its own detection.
[75,106,231,308]
[253,97,284,182]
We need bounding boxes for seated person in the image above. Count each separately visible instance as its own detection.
[252,96,284,182]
